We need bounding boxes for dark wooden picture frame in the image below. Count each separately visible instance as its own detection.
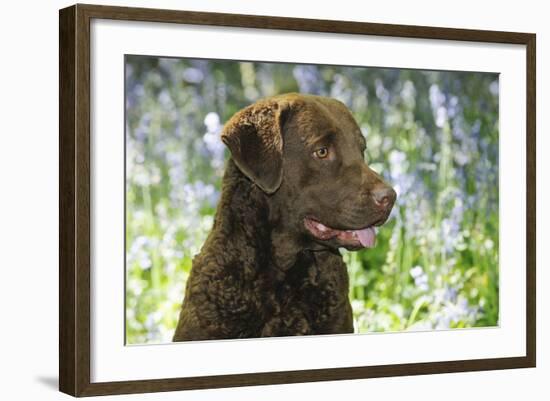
[59,3,536,397]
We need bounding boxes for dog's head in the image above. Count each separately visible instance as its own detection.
[222,93,396,251]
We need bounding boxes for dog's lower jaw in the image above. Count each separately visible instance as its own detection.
[270,227,307,276]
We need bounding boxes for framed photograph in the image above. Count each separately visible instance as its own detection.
[59,4,536,397]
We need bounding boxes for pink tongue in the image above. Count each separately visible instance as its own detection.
[356,227,376,248]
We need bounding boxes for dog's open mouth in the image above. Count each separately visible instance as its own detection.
[304,217,377,249]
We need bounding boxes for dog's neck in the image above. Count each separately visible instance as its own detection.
[210,159,307,275]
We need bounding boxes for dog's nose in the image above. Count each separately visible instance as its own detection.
[371,186,396,209]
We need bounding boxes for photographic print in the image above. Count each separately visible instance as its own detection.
[59,5,535,395]
[125,56,499,344]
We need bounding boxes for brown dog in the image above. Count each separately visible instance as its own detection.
[173,93,395,341]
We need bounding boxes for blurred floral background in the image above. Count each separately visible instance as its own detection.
[125,55,499,344]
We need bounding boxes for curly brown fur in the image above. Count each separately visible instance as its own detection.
[173,93,395,341]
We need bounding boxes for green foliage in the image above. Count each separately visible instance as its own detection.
[125,56,499,344]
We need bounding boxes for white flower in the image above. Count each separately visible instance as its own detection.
[204,112,221,133]
[410,265,424,279]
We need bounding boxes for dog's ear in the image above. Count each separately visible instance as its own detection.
[221,98,291,194]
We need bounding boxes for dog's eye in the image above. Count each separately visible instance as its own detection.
[313,147,329,159]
